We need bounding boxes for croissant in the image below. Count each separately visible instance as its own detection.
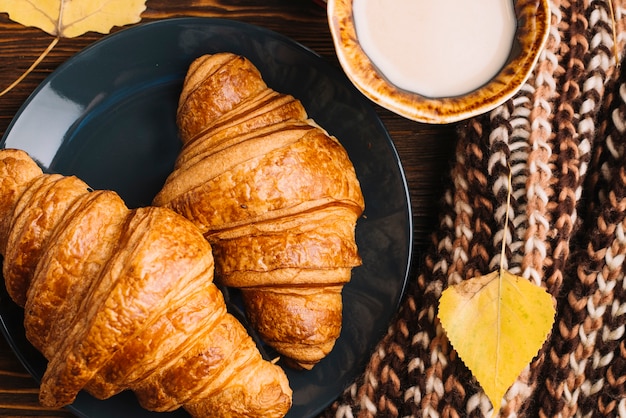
[0,148,292,417]
[153,53,365,369]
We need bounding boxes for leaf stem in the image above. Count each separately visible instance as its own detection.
[500,168,512,275]
[608,0,620,69]
[0,36,60,97]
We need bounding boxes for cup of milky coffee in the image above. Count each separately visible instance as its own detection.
[328,0,550,124]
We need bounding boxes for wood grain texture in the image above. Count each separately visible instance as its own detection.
[0,0,457,416]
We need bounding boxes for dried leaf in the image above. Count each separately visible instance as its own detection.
[0,0,147,38]
[438,269,555,412]
[0,0,146,96]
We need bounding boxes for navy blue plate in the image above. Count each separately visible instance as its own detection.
[0,18,411,418]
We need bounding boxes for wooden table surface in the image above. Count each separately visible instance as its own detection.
[0,1,458,416]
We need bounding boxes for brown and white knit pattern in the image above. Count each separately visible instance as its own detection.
[323,0,626,417]
[535,60,626,417]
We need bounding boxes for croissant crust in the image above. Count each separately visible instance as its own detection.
[154,52,365,369]
[0,148,292,417]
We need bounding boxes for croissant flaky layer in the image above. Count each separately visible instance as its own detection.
[153,52,365,369]
[0,149,292,417]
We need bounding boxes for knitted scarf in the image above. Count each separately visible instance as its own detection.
[323,0,626,416]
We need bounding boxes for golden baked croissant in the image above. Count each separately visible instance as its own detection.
[153,52,365,369]
[0,148,292,417]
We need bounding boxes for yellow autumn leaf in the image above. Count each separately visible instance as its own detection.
[438,269,555,413]
[0,0,146,96]
[0,0,147,38]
